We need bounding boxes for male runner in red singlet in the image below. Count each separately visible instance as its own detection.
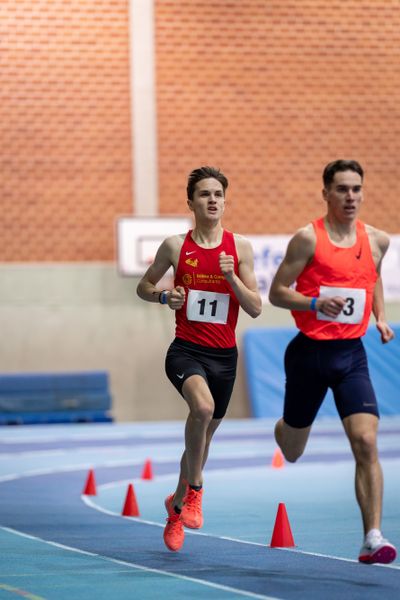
[269,159,396,564]
[137,166,262,551]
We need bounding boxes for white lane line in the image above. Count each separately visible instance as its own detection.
[2,458,399,572]
[81,483,400,571]
[0,446,265,460]
[0,458,175,482]
[1,526,282,600]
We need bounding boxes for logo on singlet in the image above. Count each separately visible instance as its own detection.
[176,373,184,379]
[186,251,196,255]
[185,258,198,267]
[183,274,192,285]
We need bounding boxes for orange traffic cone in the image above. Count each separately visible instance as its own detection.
[141,459,153,480]
[271,448,285,469]
[270,503,295,547]
[82,469,97,495]
[122,483,140,517]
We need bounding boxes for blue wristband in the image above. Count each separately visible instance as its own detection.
[310,297,317,311]
[159,290,169,305]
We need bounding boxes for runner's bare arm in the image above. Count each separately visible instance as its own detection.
[136,236,186,309]
[269,226,346,315]
[370,229,394,343]
[219,236,262,318]
[269,227,318,310]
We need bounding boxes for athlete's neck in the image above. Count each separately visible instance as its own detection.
[191,224,224,248]
[324,215,357,246]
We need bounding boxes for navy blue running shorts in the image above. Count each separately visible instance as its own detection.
[165,337,238,419]
[283,332,379,428]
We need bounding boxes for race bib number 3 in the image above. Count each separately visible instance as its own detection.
[186,289,230,324]
[317,286,366,324]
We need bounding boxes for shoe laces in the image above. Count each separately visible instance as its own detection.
[366,533,385,549]
[166,511,181,526]
[185,488,202,512]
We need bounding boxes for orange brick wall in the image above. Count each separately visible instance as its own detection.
[1,1,400,262]
[156,0,400,234]
[1,0,132,261]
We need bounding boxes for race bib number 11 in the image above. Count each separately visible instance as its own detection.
[317,285,366,324]
[186,289,230,324]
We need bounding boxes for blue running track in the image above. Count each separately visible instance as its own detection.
[0,417,399,599]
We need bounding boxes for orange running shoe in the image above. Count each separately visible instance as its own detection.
[181,486,204,529]
[163,494,184,552]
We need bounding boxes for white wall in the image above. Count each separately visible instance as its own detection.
[1,264,399,422]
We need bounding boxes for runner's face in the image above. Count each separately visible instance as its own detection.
[188,178,225,221]
[323,170,363,222]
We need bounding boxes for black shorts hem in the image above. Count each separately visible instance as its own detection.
[168,368,207,397]
[339,408,380,421]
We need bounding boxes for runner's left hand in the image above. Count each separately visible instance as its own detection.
[376,321,395,344]
[219,251,235,281]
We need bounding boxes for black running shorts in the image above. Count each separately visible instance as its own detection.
[283,332,379,428]
[165,337,238,419]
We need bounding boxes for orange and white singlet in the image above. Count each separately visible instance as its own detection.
[292,218,378,340]
[174,230,240,348]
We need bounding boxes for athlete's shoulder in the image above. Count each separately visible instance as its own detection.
[231,233,255,261]
[364,224,390,253]
[164,232,186,250]
[291,223,316,248]
[282,223,316,264]
[232,232,252,248]
[157,233,186,264]
[165,232,187,244]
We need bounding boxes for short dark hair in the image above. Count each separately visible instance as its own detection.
[323,159,364,188]
[186,166,228,200]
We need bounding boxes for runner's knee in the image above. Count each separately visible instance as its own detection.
[189,402,214,424]
[281,445,304,463]
[275,419,308,462]
[351,430,378,463]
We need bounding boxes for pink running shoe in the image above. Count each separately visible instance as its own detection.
[358,533,397,564]
[181,486,204,529]
[163,494,184,552]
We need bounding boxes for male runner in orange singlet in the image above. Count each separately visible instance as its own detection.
[269,159,396,564]
[137,166,262,551]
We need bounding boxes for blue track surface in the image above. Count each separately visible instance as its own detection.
[0,418,399,599]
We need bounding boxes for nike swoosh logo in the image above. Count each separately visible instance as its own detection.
[176,373,184,379]
[185,251,196,255]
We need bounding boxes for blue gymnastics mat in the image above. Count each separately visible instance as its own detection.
[0,371,113,424]
[243,324,400,418]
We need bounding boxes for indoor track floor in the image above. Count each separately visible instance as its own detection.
[1,417,399,599]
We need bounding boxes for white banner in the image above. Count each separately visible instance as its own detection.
[246,235,290,304]
[381,234,400,301]
[116,218,400,302]
[247,234,400,303]
[116,215,192,276]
